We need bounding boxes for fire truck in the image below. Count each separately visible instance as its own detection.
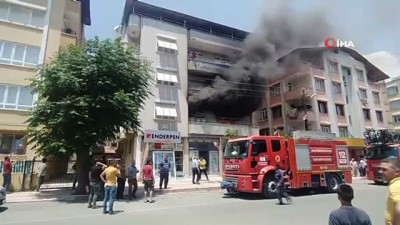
[365,130,400,184]
[220,130,352,198]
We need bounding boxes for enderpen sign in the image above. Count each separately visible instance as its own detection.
[144,130,181,143]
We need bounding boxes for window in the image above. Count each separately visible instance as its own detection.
[251,140,267,156]
[335,104,345,116]
[0,133,26,155]
[388,86,399,96]
[158,87,175,103]
[260,109,268,121]
[0,2,45,28]
[157,37,178,54]
[156,70,178,86]
[391,100,400,110]
[315,79,325,91]
[271,140,281,152]
[372,92,380,103]
[0,41,40,67]
[270,84,280,97]
[155,103,178,120]
[271,106,282,118]
[328,61,338,73]
[318,101,328,114]
[359,89,367,99]
[393,115,400,123]
[332,82,341,94]
[363,109,371,120]
[339,127,349,138]
[0,84,35,110]
[158,121,177,131]
[376,111,383,122]
[321,125,331,133]
[356,70,364,81]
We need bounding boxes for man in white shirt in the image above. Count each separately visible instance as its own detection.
[191,157,200,184]
[37,158,47,192]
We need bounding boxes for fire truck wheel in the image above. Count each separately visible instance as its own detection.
[262,178,277,199]
[326,173,341,193]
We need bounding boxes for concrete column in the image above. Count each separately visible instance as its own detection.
[134,135,143,170]
[219,137,224,176]
[183,137,190,178]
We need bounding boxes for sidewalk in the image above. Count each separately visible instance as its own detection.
[5,176,223,203]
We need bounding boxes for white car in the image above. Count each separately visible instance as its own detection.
[0,187,6,205]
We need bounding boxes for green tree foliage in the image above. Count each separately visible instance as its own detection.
[27,37,152,193]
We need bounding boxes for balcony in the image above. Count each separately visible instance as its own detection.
[60,31,77,49]
[188,117,258,136]
[269,63,323,84]
[284,85,313,101]
[188,29,242,57]
[188,59,229,75]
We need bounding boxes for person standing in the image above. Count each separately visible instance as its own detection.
[328,184,371,225]
[275,164,291,205]
[142,159,155,203]
[100,161,120,215]
[116,162,126,201]
[2,156,12,193]
[191,156,200,184]
[379,157,400,225]
[36,158,47,192]
[159,155,170,189]
[87,161,105,209]
[127,160,139,200]
[199,156,209,181]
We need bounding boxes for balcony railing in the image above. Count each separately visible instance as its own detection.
[188,59,230,74]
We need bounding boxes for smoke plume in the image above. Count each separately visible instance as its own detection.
[188,0,332,119]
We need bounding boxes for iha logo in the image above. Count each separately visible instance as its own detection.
[324,37,355,49]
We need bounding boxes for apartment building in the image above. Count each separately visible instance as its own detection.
[252,47,390,159]
[386,77,400,131]
[118,0,258,178]
[0,0,90,160]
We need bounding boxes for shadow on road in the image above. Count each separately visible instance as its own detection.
[0,206,8,212]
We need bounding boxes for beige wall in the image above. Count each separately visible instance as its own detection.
[0,22,43,46]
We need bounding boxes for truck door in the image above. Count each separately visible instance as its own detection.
[268,137,288,170]
[250,138,268,170]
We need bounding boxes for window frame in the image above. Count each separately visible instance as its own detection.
[0,84,36,111]
[0,40,41,68]
[0,2,45,28]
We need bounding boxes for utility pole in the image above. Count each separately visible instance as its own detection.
[302,89,308,131]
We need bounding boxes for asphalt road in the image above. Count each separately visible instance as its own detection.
[1,183,388,225]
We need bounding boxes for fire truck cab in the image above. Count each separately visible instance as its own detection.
[221,130,352,198]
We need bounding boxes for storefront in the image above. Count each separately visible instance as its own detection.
[189,137,220,175]
[338,138,366,160]
[144,129,183,178]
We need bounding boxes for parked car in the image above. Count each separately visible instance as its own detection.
[0,187,6,205]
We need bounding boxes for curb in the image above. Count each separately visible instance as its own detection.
[5,186,222,204]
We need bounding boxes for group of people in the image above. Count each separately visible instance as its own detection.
[191,156,209,184]
[350,157,368,177]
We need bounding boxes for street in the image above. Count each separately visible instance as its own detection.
[1,182,387,225]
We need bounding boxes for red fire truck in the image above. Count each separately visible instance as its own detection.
[365,130,400,184]
[220,131,352,198]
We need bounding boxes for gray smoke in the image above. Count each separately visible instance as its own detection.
[188,0,332,118]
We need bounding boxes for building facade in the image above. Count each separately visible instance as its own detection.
[0,0,90,160]
[386,77,400,131]
[118,0,258,178]
[252,48,390,159]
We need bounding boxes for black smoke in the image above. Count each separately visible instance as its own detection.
[188,1,332,119]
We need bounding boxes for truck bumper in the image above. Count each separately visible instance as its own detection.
[221,175,257,193]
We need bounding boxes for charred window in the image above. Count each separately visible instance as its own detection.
[271,140,281,152]
[251,140,267,156]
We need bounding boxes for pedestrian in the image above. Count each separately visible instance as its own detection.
[142,159,155,203]
[199,156,209,181]
[87,161,104,209]
[379,157,400,225]
[2,156,12,193]
[127,160,139,200]
[72,163,78,190]
[116,161,126,201]
[158,155,170,189]
[328,184,371,225]
[275,164,291,205]
[100,160,120,215]
[191,156,200,184]
[36,158,47,192]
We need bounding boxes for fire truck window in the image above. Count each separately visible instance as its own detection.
[251,140,267,156]
[271,140,281,152]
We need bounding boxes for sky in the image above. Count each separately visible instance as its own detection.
[85,0,400,79]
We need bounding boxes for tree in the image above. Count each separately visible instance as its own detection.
[27,37,153,194]
[221,129,240,148]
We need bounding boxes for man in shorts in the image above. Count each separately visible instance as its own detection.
[142,159,155,203]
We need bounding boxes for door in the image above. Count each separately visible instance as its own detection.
[189,150,199,175]
[152,151,176,178]
[268,137,288,170]
[250,138,268,171]
[175,151,184,177]
[209,151,219,175]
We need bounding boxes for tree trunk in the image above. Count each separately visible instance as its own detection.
[75,150,91,194]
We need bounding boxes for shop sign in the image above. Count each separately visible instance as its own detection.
[144,130,181,143]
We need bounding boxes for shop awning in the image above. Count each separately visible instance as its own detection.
[337,138,366,148]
